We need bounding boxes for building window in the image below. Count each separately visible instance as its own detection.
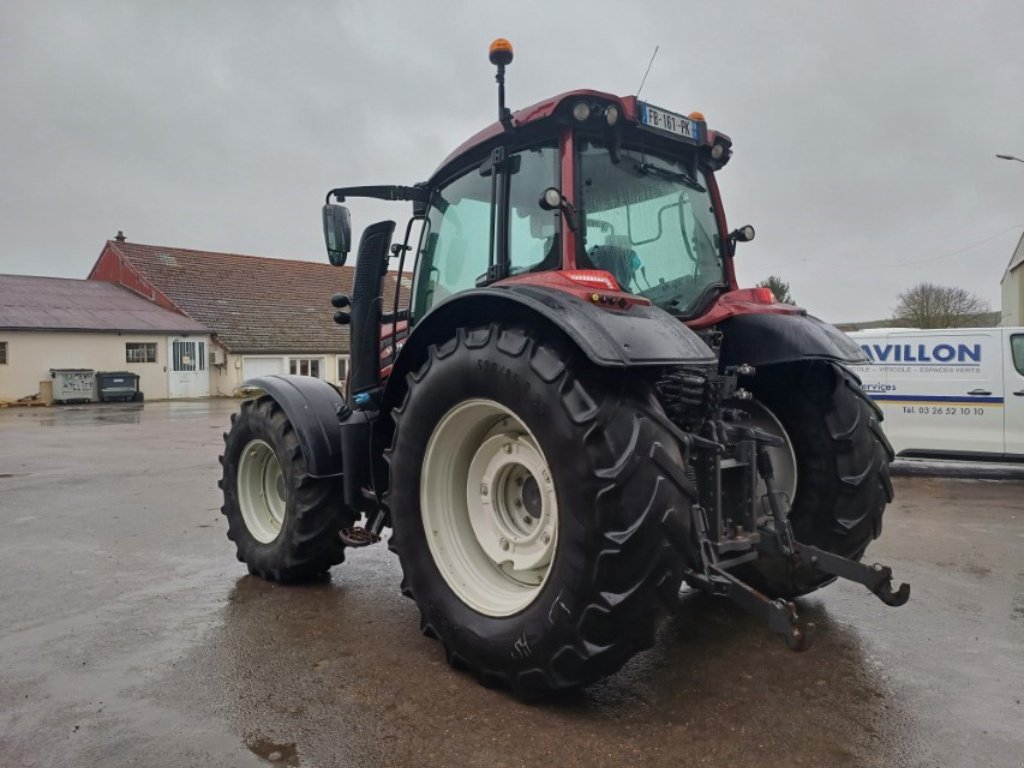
[289,358,322,378]
[0,341,7,365]
[337,356,348,383]
[126,342,157,363]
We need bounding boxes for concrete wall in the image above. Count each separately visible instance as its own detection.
[0,330,210,401]
[1002,266,1022,327]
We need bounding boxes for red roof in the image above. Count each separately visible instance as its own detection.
[0,274,208,333]
[90,240,409,354]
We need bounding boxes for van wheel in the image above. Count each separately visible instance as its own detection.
[385,325,696,696]
[738,361,894,598]
[219,396,357,582]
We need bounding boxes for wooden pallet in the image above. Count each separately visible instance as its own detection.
[0,397,52,408]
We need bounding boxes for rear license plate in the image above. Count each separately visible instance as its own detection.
[638,102,701,142]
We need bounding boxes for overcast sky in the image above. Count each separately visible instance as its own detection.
[2,0,1022,322]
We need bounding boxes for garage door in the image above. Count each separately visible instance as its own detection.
[243,357,285,379]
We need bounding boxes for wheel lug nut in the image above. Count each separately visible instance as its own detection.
[503,443,513,454]
[542,533,551,545]
[514,499,523,508]
[500,538,510,551]
[480,483,489,497]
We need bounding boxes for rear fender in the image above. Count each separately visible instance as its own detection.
[381,285,717,414]
[717,313,868,369]
[243,375,344,479]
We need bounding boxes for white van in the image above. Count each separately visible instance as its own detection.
[847,327,1024,461]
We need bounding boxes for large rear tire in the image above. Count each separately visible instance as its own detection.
[220,396,357,582]
[385,325,697,696]
[739,361,894,598]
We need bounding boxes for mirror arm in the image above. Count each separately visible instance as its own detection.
[325,185,429,205]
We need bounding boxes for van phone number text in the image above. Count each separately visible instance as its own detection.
[902,406,986,416]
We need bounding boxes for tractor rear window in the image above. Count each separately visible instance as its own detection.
[576,138,725,317]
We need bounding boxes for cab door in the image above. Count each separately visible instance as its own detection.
[1004,330,1024,456]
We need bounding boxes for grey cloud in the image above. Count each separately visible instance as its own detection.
[2,0,1022,322]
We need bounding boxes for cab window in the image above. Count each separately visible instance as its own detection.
[411,142,560,320]
[411,167,492,320]
[508,143,560,275]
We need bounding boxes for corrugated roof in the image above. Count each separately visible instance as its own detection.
[0,274,209,333]
[106,241,410,354]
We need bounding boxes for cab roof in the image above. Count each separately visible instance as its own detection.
[429,89,731,184]
[430,90,634,182]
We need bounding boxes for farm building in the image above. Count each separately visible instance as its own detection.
[88,233,400,396]
[0,274,210,402]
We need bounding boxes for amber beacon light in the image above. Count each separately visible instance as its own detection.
[489,38,514,65]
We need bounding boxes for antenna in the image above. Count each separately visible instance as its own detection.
[635,45,659,99]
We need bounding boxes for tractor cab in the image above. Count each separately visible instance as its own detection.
[412,92,738,324]
[322,39,762,360]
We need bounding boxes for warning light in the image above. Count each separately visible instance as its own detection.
[489,38,514,66]
[687,111,705,122]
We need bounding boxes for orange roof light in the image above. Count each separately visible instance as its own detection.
[687,111,706,122]
[489,38,514,66]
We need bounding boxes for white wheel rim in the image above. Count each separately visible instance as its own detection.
[739,400,798,511]
[237,438,286,543]
[421,399,558,617]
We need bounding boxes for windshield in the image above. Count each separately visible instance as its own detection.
[577,137,725,316]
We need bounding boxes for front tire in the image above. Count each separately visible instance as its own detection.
[740,361,894,598]
[220,396,357,582]
[386,325,697,696]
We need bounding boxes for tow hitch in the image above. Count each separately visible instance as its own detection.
[680,417,910,651]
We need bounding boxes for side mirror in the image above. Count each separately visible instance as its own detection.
[322,204,352,266]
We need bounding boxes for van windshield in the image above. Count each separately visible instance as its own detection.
[576,137,725,316]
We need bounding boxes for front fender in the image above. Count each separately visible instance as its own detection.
[242,375,344,479]
[718,313,868,368]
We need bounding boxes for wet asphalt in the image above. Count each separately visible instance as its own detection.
[0,400,1021,768]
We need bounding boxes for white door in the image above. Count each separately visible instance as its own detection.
[168,337,210,399]
[243,356,285,380]
[1004,331,1024,456]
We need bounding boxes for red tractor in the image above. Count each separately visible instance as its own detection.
[220,40,907,696]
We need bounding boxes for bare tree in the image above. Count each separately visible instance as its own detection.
[756,275,795,305]
[891,282,990,328]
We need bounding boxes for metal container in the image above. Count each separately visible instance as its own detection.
[95,371,142,403]
[49,369,95,403]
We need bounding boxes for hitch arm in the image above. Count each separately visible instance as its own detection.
[753,436,910,607]
[708,564,814,651]
[791,542,911,606]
